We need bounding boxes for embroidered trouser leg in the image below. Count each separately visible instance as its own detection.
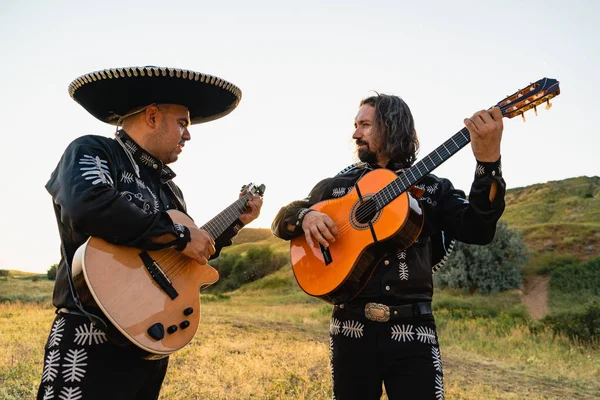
[329,307,444,400]
[37,313,169,400]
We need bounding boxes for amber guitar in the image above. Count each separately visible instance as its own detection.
[291,78,561,305]
[71,183,265,356]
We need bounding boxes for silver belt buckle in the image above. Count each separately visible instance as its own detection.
[364,303,390,322]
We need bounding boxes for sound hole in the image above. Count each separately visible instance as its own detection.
[350,196,381,229]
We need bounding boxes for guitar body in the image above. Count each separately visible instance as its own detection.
[290,169,424,305]
[71,209,219,357]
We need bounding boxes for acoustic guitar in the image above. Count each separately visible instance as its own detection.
[290,78,561,305]
[71,183,266,356]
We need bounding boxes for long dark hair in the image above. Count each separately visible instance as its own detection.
[360,93,419,168]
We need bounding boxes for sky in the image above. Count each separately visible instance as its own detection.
[0,0,598,274]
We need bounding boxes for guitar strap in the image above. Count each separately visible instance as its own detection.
[61,242,108,331]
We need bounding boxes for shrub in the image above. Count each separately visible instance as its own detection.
[540,300,600,344]
[434,221,528,293]
[47,264,58,280]
[0,270,9,278]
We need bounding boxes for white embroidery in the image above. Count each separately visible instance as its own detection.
[426,183,439,194]
[62,349,87,383]
[330,318,341,335]
[432,346,443,372]
[42,385,55,399]
[79,155,113,186]
[59,386,83,400]
[329,336,335,380]
[399,262,409,280]
[476,164,486,176]
[124,141,138,154]
[332,187,346,197]
[341,320,364,339]
[74,323,108,346]
[416,326,437,344]
[435,374,445,400]
[397,250,406,260]
[135,177,147,189]
[433,233,455,274]
[139,153,156,167]
[42,349,60,382]
[120,171,135,184]
[49,318,65,347]
[391,324,414,342]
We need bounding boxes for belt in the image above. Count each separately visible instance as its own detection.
[336,301,432,322]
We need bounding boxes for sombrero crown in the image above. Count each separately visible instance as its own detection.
[68,66,242,125]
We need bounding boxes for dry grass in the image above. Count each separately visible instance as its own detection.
[1,288,599,399]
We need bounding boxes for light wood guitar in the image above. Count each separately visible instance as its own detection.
[291,78,561,305]
[71,183,265,357]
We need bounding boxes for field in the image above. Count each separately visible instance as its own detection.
[1,269,599,400]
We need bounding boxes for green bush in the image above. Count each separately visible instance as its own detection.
[0,270,9,278]
[47,264,58,280]
[434,221,528,293]
[208,246,287,293]
[540,301,600,344]
[550,256,600,296]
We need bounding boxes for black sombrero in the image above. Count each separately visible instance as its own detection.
[68,66,242,125]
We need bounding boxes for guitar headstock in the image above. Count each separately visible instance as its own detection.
[496,77,560,122]
[241,183,266,197]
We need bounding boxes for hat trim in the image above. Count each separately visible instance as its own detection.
[68,66,242,101]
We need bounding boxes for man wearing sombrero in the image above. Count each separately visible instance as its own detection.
[37,66,263,399]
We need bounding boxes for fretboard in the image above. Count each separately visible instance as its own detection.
[201,193,252,239]
[373,127,472,210]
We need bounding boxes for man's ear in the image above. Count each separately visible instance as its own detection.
[144,105,160,129]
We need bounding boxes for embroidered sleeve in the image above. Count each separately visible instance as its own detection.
[45,136,183,250]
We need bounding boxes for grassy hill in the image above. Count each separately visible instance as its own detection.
[228,175,600,261]
[502,175,600,260]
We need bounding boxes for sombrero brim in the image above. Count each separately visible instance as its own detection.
[68,66,242,125]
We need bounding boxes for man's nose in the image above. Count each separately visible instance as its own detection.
[352,128,361,140]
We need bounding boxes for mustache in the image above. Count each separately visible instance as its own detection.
[356,140,368,146]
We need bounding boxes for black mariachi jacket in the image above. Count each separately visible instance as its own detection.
[46,130,242,311]
[271,159,505,305]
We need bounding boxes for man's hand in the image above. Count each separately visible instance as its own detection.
[239,192,263,225]
[464,106,503,162]
[302,211,339,248]
[180,227,215,265]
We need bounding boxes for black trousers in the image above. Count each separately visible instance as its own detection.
[329,306,445,400]
[37,313,169,400]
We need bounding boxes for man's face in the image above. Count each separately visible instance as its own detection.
[352,104,382,164]
[153,104,191,164]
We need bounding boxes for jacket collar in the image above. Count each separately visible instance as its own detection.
[115,130,176,182]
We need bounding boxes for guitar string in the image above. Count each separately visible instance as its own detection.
[313,102,516,241]
[153,192,255,282]
[328,97,530,239]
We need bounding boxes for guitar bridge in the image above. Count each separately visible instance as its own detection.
[139,251,179,300]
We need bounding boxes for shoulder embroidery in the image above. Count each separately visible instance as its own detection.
[332,187,346,197]
[79,155,113,186]
[336,162,369,176]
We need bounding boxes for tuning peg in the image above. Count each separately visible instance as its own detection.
[545,99,552,110]
[521,112,526,122]
[533,105,538,116]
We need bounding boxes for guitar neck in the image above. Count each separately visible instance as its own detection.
[373,127,471,210]
[201,193,251,239]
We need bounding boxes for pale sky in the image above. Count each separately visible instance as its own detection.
[1,0,598,274]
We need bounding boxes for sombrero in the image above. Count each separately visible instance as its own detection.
[68,66,242,125]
